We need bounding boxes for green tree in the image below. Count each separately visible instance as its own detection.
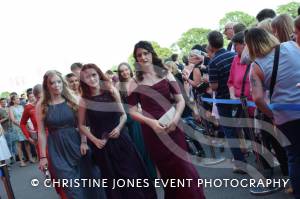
[176,28,211,55]
[0,91,10,99]
[151,41,173,60]
[127,54,135,69]
[110,65,118,73]
[277,1,300,18]
[219,11,256,29]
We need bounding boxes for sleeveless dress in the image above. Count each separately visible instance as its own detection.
[86,91,157,199]
[11,105,26,141]
[45,101,106,199]
[128,79,205,199]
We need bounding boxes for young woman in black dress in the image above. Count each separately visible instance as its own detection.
[78,64,157,199]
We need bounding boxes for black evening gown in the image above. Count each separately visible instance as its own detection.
[86,91,157,199]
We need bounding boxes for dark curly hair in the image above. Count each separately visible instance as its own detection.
[133,41,167,82]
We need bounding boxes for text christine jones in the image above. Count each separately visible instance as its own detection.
[33,178,289,189]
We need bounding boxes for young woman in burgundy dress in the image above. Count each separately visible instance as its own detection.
[128,41,205,199]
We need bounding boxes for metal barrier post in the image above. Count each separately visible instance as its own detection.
[196,95,225,166]
[0,162,15,199]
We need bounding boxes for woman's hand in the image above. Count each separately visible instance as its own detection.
[193,111,202,123]
[92,138,107,149]
[166,120,177,133]
[28,137,37,145]
[80,142,89,155]
[39,158,48,172]
[108,127,121,139]
[166,117,180,133]
[150,120,167,134]
[182,70,189,81]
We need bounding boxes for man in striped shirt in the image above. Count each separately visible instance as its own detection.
[208,31,247,173]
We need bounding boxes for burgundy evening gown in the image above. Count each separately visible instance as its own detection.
[128,79,205,199]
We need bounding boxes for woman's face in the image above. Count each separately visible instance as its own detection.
[82,68,100,88]
[119,65,131,80]
[47,74,63,95]
[135,48,153,67]
[12,95,20,105]
[67,76,80,91]
[234,42,245,57]
[188,53,203,65]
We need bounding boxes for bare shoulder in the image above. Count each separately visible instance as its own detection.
[35,101,43,118]
[128,78,138,95]
[251,63,264,79]
[78,97,86,107]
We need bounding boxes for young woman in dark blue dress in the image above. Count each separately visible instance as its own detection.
[37,70,106,199]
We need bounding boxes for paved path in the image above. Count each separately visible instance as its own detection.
[0,147,293,199]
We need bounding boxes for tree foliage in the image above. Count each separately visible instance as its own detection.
[0,91,10,99]
[219,11,256,29]
[127,54,136,70]
[151,41,173,60]
[110,65,118,73]
[176,28,211,55]
[277,1,300,18]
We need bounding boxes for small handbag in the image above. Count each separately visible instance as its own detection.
[158,106,176,126]
[29,131,38,141]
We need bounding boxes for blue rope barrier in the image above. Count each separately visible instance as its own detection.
[200,97,300,111]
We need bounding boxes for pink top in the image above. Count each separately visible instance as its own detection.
[227,55,252,100]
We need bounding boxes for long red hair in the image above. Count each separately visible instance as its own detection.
[80,64,112,98]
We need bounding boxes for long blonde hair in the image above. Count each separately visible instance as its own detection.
[41,70,78,119]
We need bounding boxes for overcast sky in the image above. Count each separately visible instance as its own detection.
[0,0,292,93]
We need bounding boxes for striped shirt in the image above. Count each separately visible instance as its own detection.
[208,48,235,99]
